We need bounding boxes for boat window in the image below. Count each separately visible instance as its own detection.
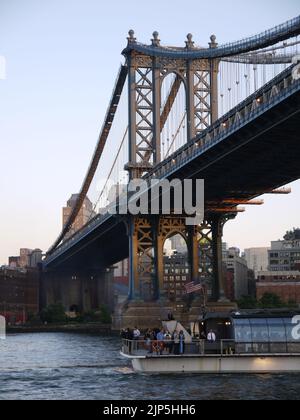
[267,318,287,342]
[249,318,269,342]
[233,319,252,342]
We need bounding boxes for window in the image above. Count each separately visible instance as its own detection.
[249,319,269,342]
[233,319,252,342]
[270,253,279,258]
[267,318,287,342]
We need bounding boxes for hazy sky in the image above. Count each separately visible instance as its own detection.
[0,0,299,265]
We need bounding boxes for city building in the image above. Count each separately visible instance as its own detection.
[8,256,20,269]
[29,249,43,267]
[20,248,33,268]
[8,249,43,269]
[244,247,269,277]
[163,253,190,302]
[63,194,95,238]
[268,240,300,272]
[253,230,300,305]
[0,267,39,324]
[223,246,249,300]
[257,271,300,304]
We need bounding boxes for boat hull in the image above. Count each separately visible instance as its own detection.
[121,353,300,374]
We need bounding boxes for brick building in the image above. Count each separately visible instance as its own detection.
[257,271,300,304]
[0,267,39,324]
[223,246,249,300]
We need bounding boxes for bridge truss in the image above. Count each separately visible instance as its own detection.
[45,16,300,305]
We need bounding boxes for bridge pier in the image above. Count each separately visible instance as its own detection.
[127,214,232,304]
[123,30,227,323]
[40,268,114,314]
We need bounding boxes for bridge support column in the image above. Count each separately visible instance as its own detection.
[188,226,200,283]
[80,273,93,313]
[97,269,115,312]
[211,216,227,302]
[128,217,155,301]
[128,216,196,303]
[79,269,114,313]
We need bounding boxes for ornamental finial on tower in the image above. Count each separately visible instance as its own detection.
[127,30,137,44]
[152,31,160,47]
[209,34,218,48]
[186,33,194,49]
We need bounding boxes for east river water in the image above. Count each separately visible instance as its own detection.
[0,333,299,400]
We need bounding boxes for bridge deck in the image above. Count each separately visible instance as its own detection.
[44,75,300,270]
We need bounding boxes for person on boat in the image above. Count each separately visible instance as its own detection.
[179,331,185,355]
[125,328,134,354]
[133,327,141,340]
[173,331,180,355]
[144,329,154,353]
[155,329,165,355]
[207,330,216,342]
[164,331,173,354]
[120,329,127,339]
[200,330,207,340]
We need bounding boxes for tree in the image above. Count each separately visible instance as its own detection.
[259,293,284,308]
[284,228,300,241]
[98,304,112,324]
[40,303,67,324]
[77,305,112,324]
[237,295,258,309]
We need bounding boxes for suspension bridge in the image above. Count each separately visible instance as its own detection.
[42,16,300,328]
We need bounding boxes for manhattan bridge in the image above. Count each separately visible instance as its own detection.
[42,16,300,328]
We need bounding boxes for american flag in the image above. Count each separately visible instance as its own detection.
[184,281,204,294]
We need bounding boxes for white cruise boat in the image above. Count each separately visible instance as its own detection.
[121,310,300,373]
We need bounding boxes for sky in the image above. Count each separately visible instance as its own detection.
[0,0,299,265]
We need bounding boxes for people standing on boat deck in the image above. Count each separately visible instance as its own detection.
[200,330,206,340]
[156,329,165,341]
[173,331,180,355]
[133,327,141,340]
[179,331,185,354]
[125,328,134,354]
[164,331,173,354]
[156,329,165,355]
[207,330,216,342]
[132,327,141,352]
[120,329,127,339]
[144,329,154,353]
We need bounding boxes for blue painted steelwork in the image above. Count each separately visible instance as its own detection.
[47,18,300,257]
[44,66,300,268]
[123,16,300,60]
[147,66,299,180]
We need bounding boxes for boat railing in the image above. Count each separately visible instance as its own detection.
[121,339,300,357]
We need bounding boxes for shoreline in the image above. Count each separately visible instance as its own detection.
[6,322,112,334]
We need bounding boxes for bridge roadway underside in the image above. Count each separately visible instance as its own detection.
[45,89,300,272]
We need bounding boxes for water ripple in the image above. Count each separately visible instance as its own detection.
[0,333,299,400]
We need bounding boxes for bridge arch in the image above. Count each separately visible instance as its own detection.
[160,72,187,159]
[160,70,186,86]
[163,232,190,303]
